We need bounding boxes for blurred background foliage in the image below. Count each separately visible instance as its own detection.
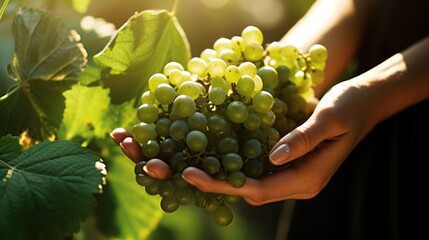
[0,0,315,239]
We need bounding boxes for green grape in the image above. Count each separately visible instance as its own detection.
[219,49,240,65]
[243,42,264,62]
[195,193,217,212]
[252,90,275,113]
[155,118,172,137]
[228,171,247,188]
[217,136,239,154]
[187,57,207,77]
[209,87,227,105]
[226,101,249,123]
[231,36,243,53]
[168,69,187,86]
[137,103,159,124]
[242,139,262,159]
[243,159,264,178]
[276,65,291,84]
[252,75,264,94]
[211,76,230,92]
[163,61,184,76]
[132,122,157,144]
[175,186,194,205]
[202,156,221,175]
[148,73,169,92]
[241,25,263,45]
[187,112,208,132]
[135,174,155,187]
[200,48,217,62]
[186,130,208,152]
[169,119,190,141]
[160,196,180,213]
[134,160,147,175]
[259,110,276,129]
[266,41,282,58]
[159,180,176,198]
[212,205,233,226]
[222,153,243,172]
[271,98,285,116]
[141,140,160,158]
[280,45,299,60]
[145,180,161,196]
[177,81,202,100]
[224,65,241,83]
[309,44,328,63]
[173,94,196,118]
[236,75,255,97]
[208,114,228,135]
[257,65,279,89]
[243,110,261,130]
[238,62,257,77]
[172,172,189,189]
[159,138,177,158]
[154,83,176,105]
[281,83,300,103]
[169,152,189,172]
[141,90,156,105]
[213,37,233,53]
[207,58,227,78]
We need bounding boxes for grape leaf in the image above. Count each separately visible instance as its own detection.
[0,137,106,240]
[0,6,87,140]
[93,143,164,239]
[57,85,112,140]
[93,9,191,104]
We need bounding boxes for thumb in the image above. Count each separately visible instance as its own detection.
[269,117,325,165]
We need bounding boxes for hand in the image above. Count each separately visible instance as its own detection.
[110,128,172,180]
[110,78,380,206]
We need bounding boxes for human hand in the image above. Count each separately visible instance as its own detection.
[110,128,172,180]
[169,78,381,206]
[110,78,380,206]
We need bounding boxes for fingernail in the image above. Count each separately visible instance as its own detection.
[181,173,196,186]
[269,144,290,165]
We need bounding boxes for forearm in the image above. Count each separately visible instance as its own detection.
[351,36,429,124]
[280,0,373,96]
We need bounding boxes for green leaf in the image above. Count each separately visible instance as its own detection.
[58,85,111,140]
[93,9,191,104]
[58,84,137,141]
[0,6,87,140]
[91,141,164,239]
[0,138,106,240]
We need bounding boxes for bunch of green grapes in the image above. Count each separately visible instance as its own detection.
[131,26,328,226]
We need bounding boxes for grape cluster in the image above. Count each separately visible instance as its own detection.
[132,26,328,226]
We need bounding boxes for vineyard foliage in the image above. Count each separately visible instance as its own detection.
[0,2,191,239]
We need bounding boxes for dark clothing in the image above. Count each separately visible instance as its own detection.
[286,0,429,240]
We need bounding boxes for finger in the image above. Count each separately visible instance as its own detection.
[268,115,332,165]
[120,137,144,163]
[110,128,132,145]
[181,167,261,201]
[144,159,172,180]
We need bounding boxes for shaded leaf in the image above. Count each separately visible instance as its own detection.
[0,138,106,240]
[93,9,191,104]
[93,141,163,239]
[0,6,87,140]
